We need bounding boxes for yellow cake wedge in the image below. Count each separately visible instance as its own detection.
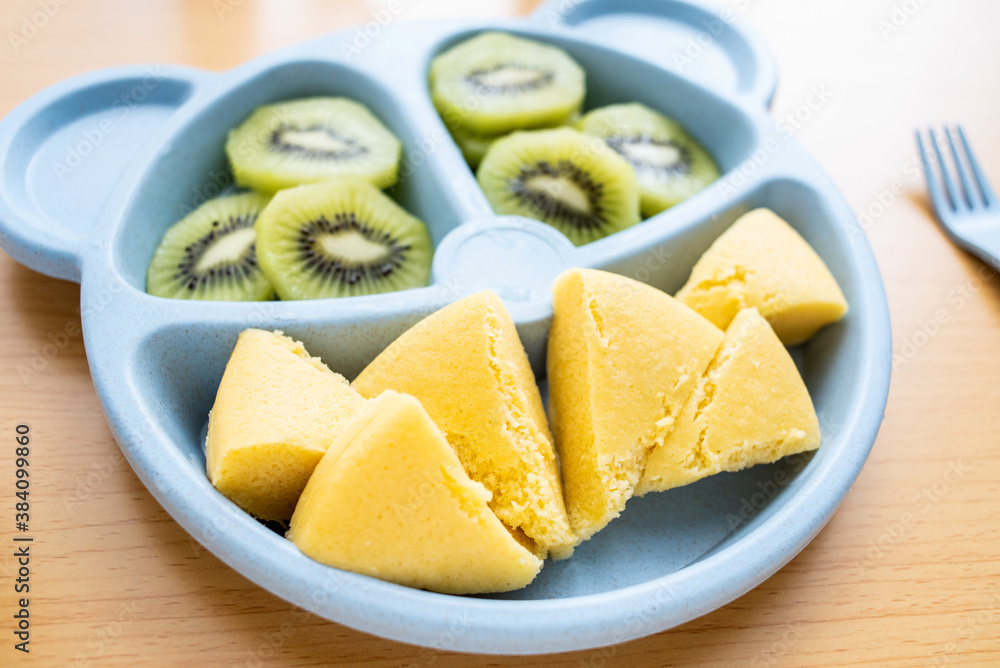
[352,291,575,559]
[676,208,848,345]
[206,329,366,520]
[637,308,821,494]
[547,268,724,544]
[287,391,543,594]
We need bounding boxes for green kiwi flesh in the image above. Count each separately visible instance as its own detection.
[255,179,433,300]
[226,97,402,193]
[477,127,640,246]
[430,32,585,135]
[447,110,583,169]
[449,125,500,169]
[575,103,720,216]
[146,192,274,301]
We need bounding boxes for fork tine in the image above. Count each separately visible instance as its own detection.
[930,128,960,211]
[917,131,950,216]
[957,126,998,208]
[946,127,975,209]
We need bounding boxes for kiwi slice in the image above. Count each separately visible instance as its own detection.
[226,97,402,194]
[477,127,640,246]
[575,103,720,217]
[450,125,501,169]
[448,110,583,169]
[146,192,274,301]
[431,32,585,135]
[256,179,432,300]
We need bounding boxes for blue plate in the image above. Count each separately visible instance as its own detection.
[0,0,890,654]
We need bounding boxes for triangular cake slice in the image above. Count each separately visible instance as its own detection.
[637,308,821,495]
[206,329,366,520]
[547,268,724,544]
[352,290,575,559]
[676,208,848,345]
[287,391,542,594]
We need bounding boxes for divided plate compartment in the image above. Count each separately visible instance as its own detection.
[0,0,891,655]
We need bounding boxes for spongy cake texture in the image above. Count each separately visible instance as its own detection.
[206,329,366,520]
[287,391,543,594]
[638,308,821,494]
[676,208,848,345]
[547,269,724,544]
[352,291,575,559]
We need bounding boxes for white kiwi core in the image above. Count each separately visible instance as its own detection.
[196,227,256,271]
[524,174,593,214]
[279,129,354,154]
[476,66,547,89]
[319,230,391,263]
[620,141,683,169]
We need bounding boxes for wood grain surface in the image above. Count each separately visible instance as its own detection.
[2,1,999,666]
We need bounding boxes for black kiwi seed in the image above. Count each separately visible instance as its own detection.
[466,64,555,94]
[171,213,260,290]
[477,127,640,246]
[295,213,410,285]
[268,123,369,161]
[227,98,403,193]
[508,160,606,232]
[146,192,275,301]
[431,32,585,137]
[255,179,433,300]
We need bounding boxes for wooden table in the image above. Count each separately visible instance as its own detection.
[2,1,998,665]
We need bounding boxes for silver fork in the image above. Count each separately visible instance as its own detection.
[916,126,999,271]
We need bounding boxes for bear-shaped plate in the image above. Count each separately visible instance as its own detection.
[0,0,890,654]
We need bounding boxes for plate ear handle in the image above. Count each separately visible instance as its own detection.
[0,65,210,282]
[527,0,778,108]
